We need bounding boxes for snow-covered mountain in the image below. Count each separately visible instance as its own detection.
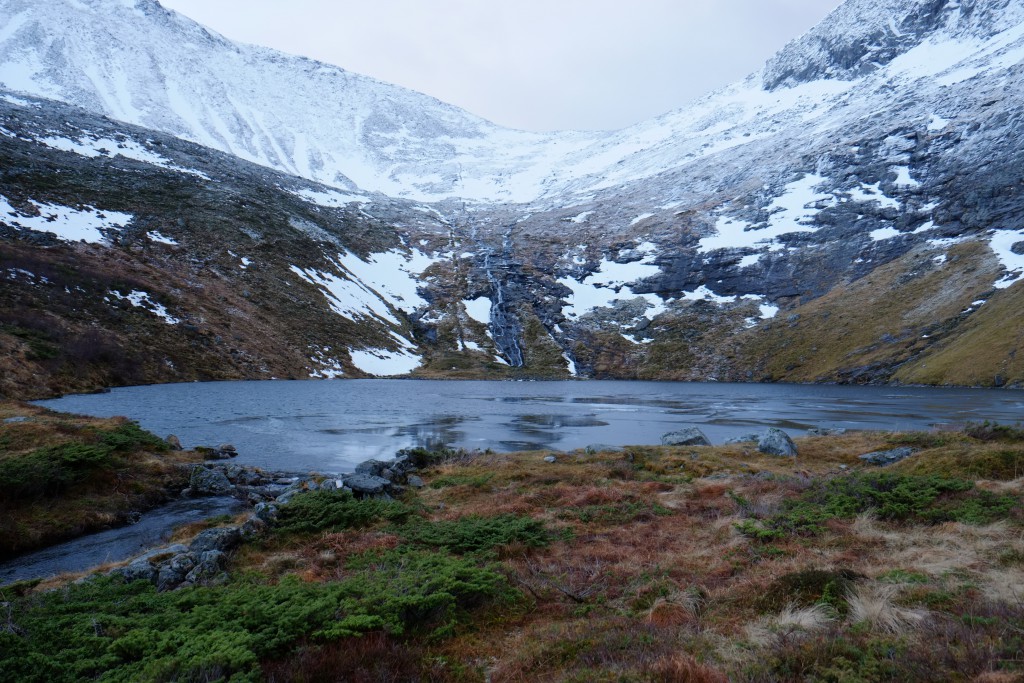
[2,0,1024,394]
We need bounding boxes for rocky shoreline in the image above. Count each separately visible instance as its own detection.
[104,447,426,592]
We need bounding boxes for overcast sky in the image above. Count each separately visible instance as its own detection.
[159,0,844,132]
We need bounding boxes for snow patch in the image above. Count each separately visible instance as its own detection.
[988,229,1024,289]
[870,227,901,241]
[629,212,654,226]
[0,194,132,243]
[146,230,177,245]
[38,134,209,178]
[349,348,422,376]
[107,290,180,324]
[892,166,920,188]
[464,297,491,324]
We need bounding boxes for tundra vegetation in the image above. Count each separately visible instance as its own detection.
[2,412,1024,681]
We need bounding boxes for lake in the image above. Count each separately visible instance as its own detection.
[37,380,1024,475]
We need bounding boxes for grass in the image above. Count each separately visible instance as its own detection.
[3,425,1024,681]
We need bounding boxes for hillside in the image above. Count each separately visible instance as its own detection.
[0,0,1023,397]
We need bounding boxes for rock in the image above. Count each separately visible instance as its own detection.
[584,444,623,454]
[661,428,712,447]
[858,447,915,466]
[218,443,237,455]
[380,468,396,482]
[275,477,299,486]
[724,433,760,445]
[184,550,226,585]
[238,469,264,486]
[112,558,157,584]
[757,428,798,457]
[254,502,278,523]
[189,466,233,495]
[355,459,389,477]
[3,416,28,424]
[406,475,425,488]
[543,455,557,463]
[275,489,299,505]
[156,553,196,591]
[165,434,182,450]
[808,427,848,436]
[344,473,390,495]
[206,444,238,460]
[188,526,241,553]
[240,516,267,537]
[319,479,345,491]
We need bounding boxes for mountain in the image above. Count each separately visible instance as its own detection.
[1,0,1023,398]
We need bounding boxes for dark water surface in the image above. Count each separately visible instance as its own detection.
[37,380,1024,474]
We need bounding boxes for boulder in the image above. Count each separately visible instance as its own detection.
[188,526,241,554]
[808,427,848,437]
[859,447,915,466]
[184,550,227,585]
[113,558,157,584]
[724,433,761,445]
[189,466,233,495]
[165,434,182,450]
[344,473,390,495]
[406,475,425,488]
[543,455,557,463]
[661,428,712,447]
[254,502,278,523]
[156,553,196,591]
[757,428,798,457]
[355,459,389,477]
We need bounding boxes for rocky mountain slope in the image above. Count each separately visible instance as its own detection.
[1,0,1023,397]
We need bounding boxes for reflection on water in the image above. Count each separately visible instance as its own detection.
[36,380,1024,475]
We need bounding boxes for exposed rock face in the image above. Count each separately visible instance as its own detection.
[189,466,233,495]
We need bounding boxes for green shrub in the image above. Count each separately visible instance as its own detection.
[0,421,166,500]
[0,548,515,682]
[274,489,413,535]
[963,421,1024,442]
[428,472,493,489]
[395,514,550,554]
[737,474,1018,541]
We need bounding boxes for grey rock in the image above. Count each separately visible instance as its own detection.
[757,428,798,457]
[543,455,557,463]
[156,553,196,591]
[406,474,425,488]
[254,502,278,523]
[275,489,299,505]
[344,473,390,495]
[724,433,761,445]
[112,558,157,583]
[808,427,848,436]
[165,434,182,450]
[355,459,389,477]
[380,468,396,482]
[319,478,344,491]
[240,516,267,537]
[275,477,299,485]
[184,550,226,585]
[661,428,712,447]
[188,526,241,553]
[218,444,237,454]
[859,447,915,466]
[189,466,233,495]
[3,416,29,423]
[584,444,624,454]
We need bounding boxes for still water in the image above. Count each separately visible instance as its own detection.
[38,380,1024,475]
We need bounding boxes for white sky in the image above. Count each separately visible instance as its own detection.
[159,0,844,132]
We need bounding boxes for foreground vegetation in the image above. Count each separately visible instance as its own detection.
[0,402,202,558]
[3,423,1024,681]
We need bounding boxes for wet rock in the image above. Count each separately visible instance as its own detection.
[165,434,182,450]
[859,447,915,466]
[188,527,241,554]
[758,428,798,457]
[344,473,390,495]
[661,428,712,447]
[189,466,233,495]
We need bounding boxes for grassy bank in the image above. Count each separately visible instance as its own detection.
[0,401,204,559]
[2,426,1024,681]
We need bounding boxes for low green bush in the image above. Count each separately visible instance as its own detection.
[0,422,166,500]
[736,473,1018,540]
[395,514,551,554]
[273,489,413,535]
[0,549,514,682]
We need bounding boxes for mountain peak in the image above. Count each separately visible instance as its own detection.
[762,0,1023,90]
